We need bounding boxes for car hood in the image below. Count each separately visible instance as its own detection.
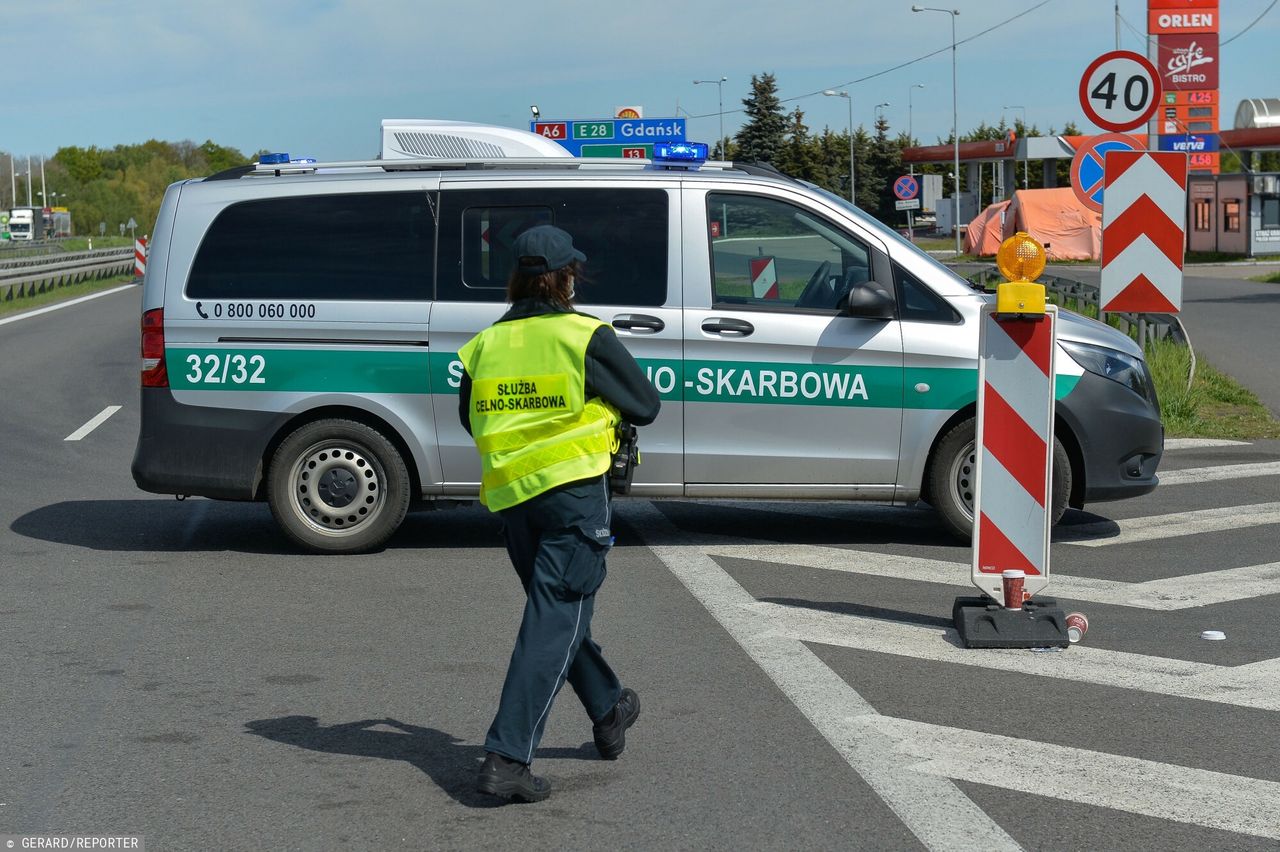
[1054,306,1144,358]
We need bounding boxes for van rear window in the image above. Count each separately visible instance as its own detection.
[186,192,435,301]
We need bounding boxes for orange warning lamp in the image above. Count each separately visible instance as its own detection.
[995,232,1047,316]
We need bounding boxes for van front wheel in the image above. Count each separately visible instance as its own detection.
[927,416,1070,541]
[267,419,411,553]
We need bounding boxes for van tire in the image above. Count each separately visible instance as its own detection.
[267,419,411,554]
[927,416,1070,541]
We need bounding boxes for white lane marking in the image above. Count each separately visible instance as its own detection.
[64,405,123,441]
[1058,503,1280,547]
[760,601,1280,711]
[704,543,1280,611]
[626,502,1022,852]
[0,283,137,327]
[1159,461,1280,486]
[874,717,1280,842]
[1163,438,1250,450]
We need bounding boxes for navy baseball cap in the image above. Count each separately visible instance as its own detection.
[513,225,586,274]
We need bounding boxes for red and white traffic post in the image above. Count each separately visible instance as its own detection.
[954,233,1071,649]
[134,237,148,278]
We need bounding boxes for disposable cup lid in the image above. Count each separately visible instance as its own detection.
[1001,569,1026,579]
[1200,630,1226,641]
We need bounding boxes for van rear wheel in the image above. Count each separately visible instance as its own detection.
[267,419,410,553]
[927,416,1070,541]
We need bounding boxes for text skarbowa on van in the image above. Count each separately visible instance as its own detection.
[131,120,1163,554]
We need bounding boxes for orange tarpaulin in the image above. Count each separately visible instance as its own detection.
[1003,187,1102,261]
[964,200,1010,256]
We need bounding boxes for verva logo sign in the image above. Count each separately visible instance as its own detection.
[1148,8,1217,33]
[1158,34,1218,90]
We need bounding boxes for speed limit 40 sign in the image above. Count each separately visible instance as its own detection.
[1079,50,1162,132]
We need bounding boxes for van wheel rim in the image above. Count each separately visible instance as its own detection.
[288,442,385,536]
[949,439,977,524]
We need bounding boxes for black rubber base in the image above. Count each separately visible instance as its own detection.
[953,596,1070,649]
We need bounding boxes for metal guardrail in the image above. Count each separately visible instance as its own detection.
[0,248,137,302]
[959,264,1185,345]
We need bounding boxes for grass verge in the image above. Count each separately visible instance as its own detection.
[1249,271,1280,284]
[0,274,137,319]
[1142,335,1280,440]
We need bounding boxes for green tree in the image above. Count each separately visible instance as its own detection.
[778,108,821,181]
[735,72,788,165]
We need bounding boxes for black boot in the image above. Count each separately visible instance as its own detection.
[593,687,640,760]
[476,752,551,802]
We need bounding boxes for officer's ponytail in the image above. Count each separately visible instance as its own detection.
[507,260,582,309]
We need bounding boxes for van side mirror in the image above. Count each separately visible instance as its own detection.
[844,282,895,320]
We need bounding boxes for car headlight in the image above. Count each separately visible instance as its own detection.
[1059,340,1156,406]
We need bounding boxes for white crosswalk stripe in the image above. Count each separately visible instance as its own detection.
[703,542,1280,611]
[628,502,1280,845]
[757,601,1280,711]
[1157,461,1280,486]
[1057,502,1280,547]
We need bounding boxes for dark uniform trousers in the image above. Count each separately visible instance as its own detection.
[484,475,623,764]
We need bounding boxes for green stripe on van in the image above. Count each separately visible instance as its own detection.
[171,347,1080,407]
[168,348,430,393]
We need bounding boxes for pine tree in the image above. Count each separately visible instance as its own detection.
[779,107,820,180]
[735,73,788,165]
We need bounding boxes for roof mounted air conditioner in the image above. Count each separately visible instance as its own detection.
[380,119,572,160]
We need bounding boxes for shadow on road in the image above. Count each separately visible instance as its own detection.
[759,597,954,630]
[1188,291,1280,306]
[244,715,595,807]
[10,498,1118,554]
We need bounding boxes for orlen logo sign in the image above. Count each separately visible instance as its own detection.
[1148,8,1217,34]
[1158,34,1218,90]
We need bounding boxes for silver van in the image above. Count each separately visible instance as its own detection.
[131,126,1162,552]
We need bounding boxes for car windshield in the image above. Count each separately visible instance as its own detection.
[802,182,977,290]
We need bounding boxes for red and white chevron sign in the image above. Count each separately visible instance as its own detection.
[749,256,778,299]
[1100,151,1187,313]
[971,306,1057,606]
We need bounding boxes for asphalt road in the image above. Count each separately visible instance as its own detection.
[3,284,1279,850]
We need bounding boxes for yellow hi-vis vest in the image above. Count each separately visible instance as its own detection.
[458,313,620,512]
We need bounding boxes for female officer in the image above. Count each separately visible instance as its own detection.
[457,224,660,803]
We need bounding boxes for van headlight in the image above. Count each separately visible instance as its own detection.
[1059,340,1156,406]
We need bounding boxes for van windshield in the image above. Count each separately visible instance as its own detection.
[802,182,975,290]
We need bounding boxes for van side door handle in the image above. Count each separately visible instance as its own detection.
[701,317,755,336]
[612,314,665,333]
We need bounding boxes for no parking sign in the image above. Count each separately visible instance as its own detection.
[1069,133,1141,213]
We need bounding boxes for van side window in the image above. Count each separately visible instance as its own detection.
[893,263,961,323]
[706,192,873,314]
[461,206,553,289]
[187,192,434,301]
[438,188,668,306]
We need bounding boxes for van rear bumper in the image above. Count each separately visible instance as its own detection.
[131,388,287,500]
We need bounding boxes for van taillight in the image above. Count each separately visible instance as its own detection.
[141,308,168,388]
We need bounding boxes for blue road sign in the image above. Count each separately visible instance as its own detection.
[529,118,687,156]
[1157,133,1219,153]
[893,175,919,200]
[1070,133,1142,212]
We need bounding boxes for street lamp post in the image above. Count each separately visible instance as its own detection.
[874,102,890,125]
[823,89,855,204]
[694,76,727,158]
[908,83,925,172]
[1003,104,1029,189]
[913,5,961,255]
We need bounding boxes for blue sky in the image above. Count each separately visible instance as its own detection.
[2,0,1276,162]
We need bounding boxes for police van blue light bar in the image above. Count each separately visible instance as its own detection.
[260,152,290,165]
[653,142,709,165]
